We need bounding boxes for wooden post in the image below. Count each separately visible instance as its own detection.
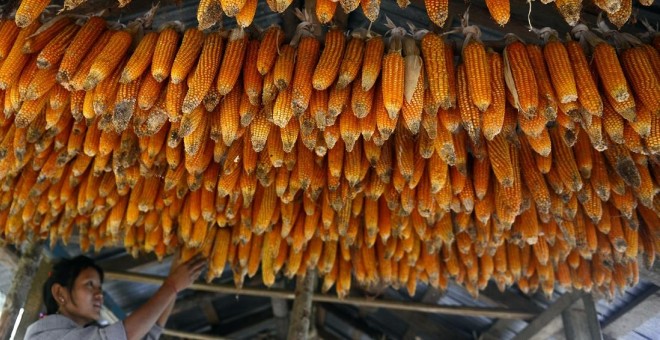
[561,295,603,340]
[512,291,583,340]
[287,269,316,340]
[13,256,51,340]
[0,242,41,339]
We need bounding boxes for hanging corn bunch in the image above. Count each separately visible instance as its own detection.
[0,11,657,302]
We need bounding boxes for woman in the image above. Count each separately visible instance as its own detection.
[25,254,206,340]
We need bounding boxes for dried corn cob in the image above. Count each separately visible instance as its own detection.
[504,39,538,117]
[313,29,345,91]
[183,32,224,115]
[171,28,205,85]
[217,29,247,96]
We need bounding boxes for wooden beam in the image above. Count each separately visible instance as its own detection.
[478,284,547,340]
[512,291,584,340]
[388,287,470,339]
[288,269,316,340]
[602,285,660,339]
[13,256,51,340]
[0,242,41,340]
[561,295,603,340]
[105,270,536,318]
[479,283,544,314]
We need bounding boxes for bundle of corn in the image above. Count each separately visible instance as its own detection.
[21,0,654,31]
[0,13,658,300]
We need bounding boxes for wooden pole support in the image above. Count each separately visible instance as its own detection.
[287,268,317,340]
[0,242,41,339]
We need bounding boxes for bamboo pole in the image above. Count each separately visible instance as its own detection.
[104,270,536,319]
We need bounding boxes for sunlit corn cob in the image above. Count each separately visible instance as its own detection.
[0,20,20,61]
[68,30,114,91]
[182,32,224,115]
[486,131,514,187]
[457,65,482,144]
[361,36,384,91]
[422,33,450,111]
[621,47,660,114]
[0,21,40,90]
[382,47,405,119]
[313,29,346,91]
[504,40,538,117]
[485,0,510,26]
[84,30,132,91]
[337,36,365,89]
[217,29,247,96]
[150,27,180,83]
[544,37,577,104]
[198,0,223,30]
[593,41,630,103]
[121,32,158,84]
[36,23,80,70]
[425,0,449,27]
[463,39,491,112]
[291,36,321,114]
[15,0,50,28]
[554,0,582,26]
[171,28,205,84]
[565,40,602,116]
[525,44,558,121]
[607,0,632,29]
[359,0,380,22]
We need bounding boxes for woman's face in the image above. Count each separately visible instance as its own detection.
[58,267,104,326]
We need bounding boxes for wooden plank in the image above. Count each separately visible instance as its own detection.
[0,242,41,340]
[287,269,316,340]
[602,285,660,339]
[512,291,584,340]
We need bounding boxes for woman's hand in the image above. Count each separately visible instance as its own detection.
[164,254,207,293]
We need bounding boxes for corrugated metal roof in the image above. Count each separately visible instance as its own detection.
[597,281,656,322]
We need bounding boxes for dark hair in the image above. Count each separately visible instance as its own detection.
[43,255,104,315]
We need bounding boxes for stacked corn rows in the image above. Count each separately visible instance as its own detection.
[0,15,659,299]
[13,0,656,31]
